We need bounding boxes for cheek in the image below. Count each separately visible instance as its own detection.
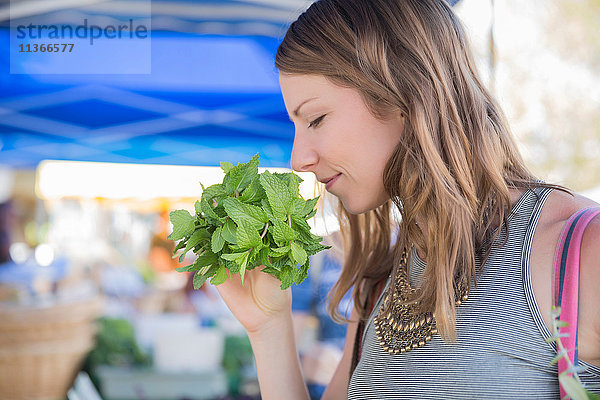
[341,172,389,214]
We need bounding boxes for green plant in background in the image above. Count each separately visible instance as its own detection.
[85,317,151,369]
[222,334,255,396]
[83,317,152,395]
[547,306,600,400]
[169,153,330,290]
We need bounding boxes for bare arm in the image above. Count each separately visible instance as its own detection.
[248,314,310,400]
[215,266,361,399]
[321,306,359,400]
[578,211,600,366]
[215,268,310,400]
[248,295,360,400]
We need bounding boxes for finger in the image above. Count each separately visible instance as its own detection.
[214,268,243,296]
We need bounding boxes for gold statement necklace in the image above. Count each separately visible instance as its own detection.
[373,249,470,354]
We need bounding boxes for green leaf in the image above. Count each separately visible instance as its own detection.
[289,173,303,197]
[221,251,249,263]
[280,264,295,290]
[224,153,259,194]
[295,259,310,285]
[290,197,306,216]
[271,258,287,271]
[173,239,186,254]
[201,198,220,221]
[551,306,562,319]
[259,171,292,219]
[178,250,218,273]
[224,259,240,274]
[168,210,195,241]
[270,245,290,256]
[220,161,234,173]
[548,350,567,366]
[184,229,207,256]
[211,226,225,253]
[272,172,303,198]
[175,264,194,272]
[220,251,250,283]
[213,203,227,219]
[195,216,207,227]
[261,266,280,280]
[273,171,303,198]
[242,201,268,226]
[555,320,570,328]
[211,266,229,285]
[290,214,321,244]
[269,219,298,246]
[193,271,208,289]
[239,251,250,284]
[261,198,277,222]
[248,245,263,265]
[258,246,272,267]
[302,197,319,217]
[221,219,237,244]
[559,374,589,400]
[239,175,265,204]
[236,220,262,250]
[305,242,331,256]
[290,241,307,265]
[170,154,333,291]
[201,183,227,203]
[222,197,267,231]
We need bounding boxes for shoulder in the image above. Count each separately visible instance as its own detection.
[538,187,600,263]
[540,187,600,324]
[535,187,598,226]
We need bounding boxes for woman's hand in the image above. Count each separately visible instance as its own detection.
[215,266,292,335]
[217,266,309,400]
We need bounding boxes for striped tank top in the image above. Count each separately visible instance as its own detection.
[348,186,600,399]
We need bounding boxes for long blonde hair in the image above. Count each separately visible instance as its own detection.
[276,0,564,339]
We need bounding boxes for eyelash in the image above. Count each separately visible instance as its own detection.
[308,115,325,129]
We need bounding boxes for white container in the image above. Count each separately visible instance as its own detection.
[134,313,198,351]
[154,328,224,373]
[96,366,228,400]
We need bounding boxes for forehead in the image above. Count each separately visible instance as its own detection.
[279,73,350,111]
[279,73,331,89]
[280,74,341,99]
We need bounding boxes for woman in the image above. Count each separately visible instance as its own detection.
[216,0,600,398]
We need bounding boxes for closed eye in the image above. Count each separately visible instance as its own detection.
[308,115,326,129]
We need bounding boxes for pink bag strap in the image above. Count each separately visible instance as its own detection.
[552,206,600,399]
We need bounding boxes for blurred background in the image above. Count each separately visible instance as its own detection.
[0,0,598,399]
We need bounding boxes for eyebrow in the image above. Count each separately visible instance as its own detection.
[288,97,319,121]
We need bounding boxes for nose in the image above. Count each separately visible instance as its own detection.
[290,130,318,173]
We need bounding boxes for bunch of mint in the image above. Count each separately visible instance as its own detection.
[169,154,330,290]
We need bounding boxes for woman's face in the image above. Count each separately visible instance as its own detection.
[279,73,404,214]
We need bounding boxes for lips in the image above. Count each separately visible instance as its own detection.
[320,173,341,190]
[319,174,339,184]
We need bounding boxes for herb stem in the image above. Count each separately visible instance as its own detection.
[261,222,269,239]
[552,307,583,385]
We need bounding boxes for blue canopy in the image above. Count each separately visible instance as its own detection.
[0,0,462,169]
[0,0,302,168]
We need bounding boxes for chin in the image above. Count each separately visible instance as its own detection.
[341,195,390,215]
[341,199,377,215]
